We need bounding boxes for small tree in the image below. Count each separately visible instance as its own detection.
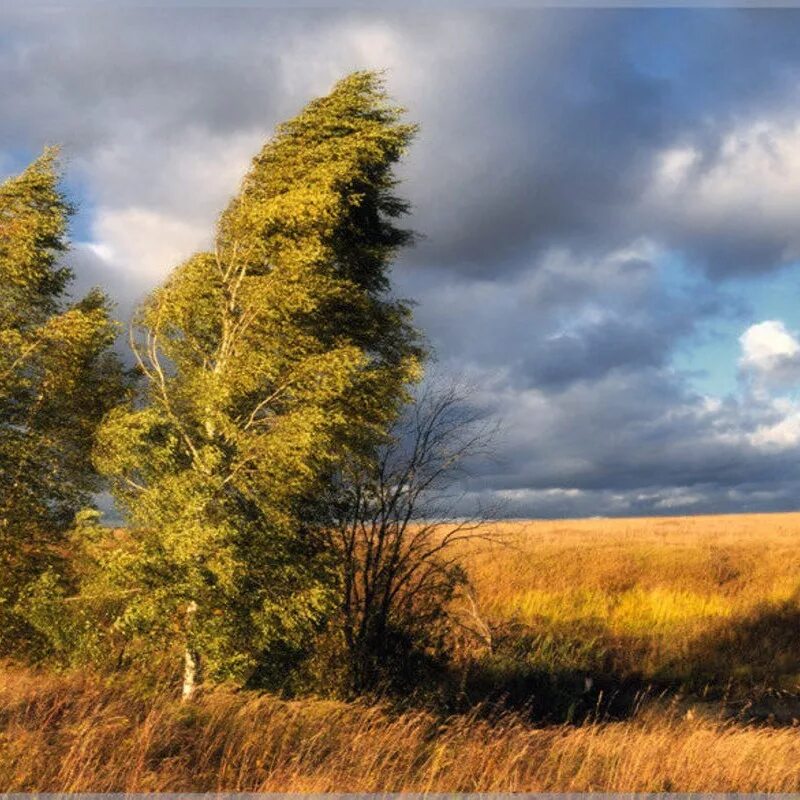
[94,72,423,697]
[0,149,127,657]
[322,381,497,695]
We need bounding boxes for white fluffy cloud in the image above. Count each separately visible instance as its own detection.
[91,208,208,283]
[749,400,800,450]
[738,321,800,450]
[739,320,800,383]
[740,319,800,367]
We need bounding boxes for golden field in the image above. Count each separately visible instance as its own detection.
[462,513,800,691]
[3,511,800,792]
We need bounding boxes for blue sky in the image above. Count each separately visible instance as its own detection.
[673,267,800,398]
[6,5,800,517]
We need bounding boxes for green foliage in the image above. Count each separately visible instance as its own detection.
[0,149,128,657]
[94,71,424,686]
[14,510,163,670]
[0,148,71,326]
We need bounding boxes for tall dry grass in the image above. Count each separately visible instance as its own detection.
[3,662,800,792]
[4,512,800,791]
[458,513,800,685]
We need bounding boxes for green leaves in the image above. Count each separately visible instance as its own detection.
[0,148,72,328]
[0,72,423,688]
[0,150,129,658]
[95,71,424,688]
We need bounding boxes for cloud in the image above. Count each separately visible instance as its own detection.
[93,209,208,283]
[749,399,800,451]
[736,320,800,451]
[67,209,210,321]
[6,8,800,516]
[398,240,713,396]
[649,122,800,275]
[454,360,800,516]
[740,320,800,378]
[9,9,800,284]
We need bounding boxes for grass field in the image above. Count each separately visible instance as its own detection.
[4,665,800,792]
[3,511,800,792]
[462,513,800,698]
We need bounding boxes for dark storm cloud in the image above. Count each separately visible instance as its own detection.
[520,318,676,390]
[454,364,800,518]
[399,10,800,279]
[4,7,800,517]
[396,242,722,396]
[0,8,296,148]
[5,8,800,277]
[399,11,672,274]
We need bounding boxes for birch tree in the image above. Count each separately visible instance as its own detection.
[0,149,127,656]
[94,72,423,696]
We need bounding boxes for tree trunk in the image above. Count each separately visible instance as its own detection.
[182,600,200,701]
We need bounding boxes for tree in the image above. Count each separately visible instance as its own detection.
[321,380,497,695]
[94,71,424,697]
[0,149,127,656]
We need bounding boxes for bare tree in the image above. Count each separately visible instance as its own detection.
[323,379,500,693]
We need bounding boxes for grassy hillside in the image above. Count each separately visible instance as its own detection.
[3,511,800,791]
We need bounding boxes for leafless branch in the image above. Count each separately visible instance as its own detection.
[324,376,506,691]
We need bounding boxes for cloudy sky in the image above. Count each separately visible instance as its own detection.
[7,5,800,518]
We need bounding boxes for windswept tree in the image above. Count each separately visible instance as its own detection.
[0,149,127,656]
[94,72,424,697]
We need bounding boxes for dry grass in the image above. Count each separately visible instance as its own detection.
[4,511,800,792]
[470,513,800,599]
[459,513,800,685]
[3,663,800,792]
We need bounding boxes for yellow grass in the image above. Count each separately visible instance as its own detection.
[3,511,800,791]
[3,663,800,792]
[461,513,800,683]
[470,513,800,612]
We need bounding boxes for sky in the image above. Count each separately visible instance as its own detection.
[6,5,800,518]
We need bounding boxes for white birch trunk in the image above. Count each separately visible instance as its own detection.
[182,600,199,701]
